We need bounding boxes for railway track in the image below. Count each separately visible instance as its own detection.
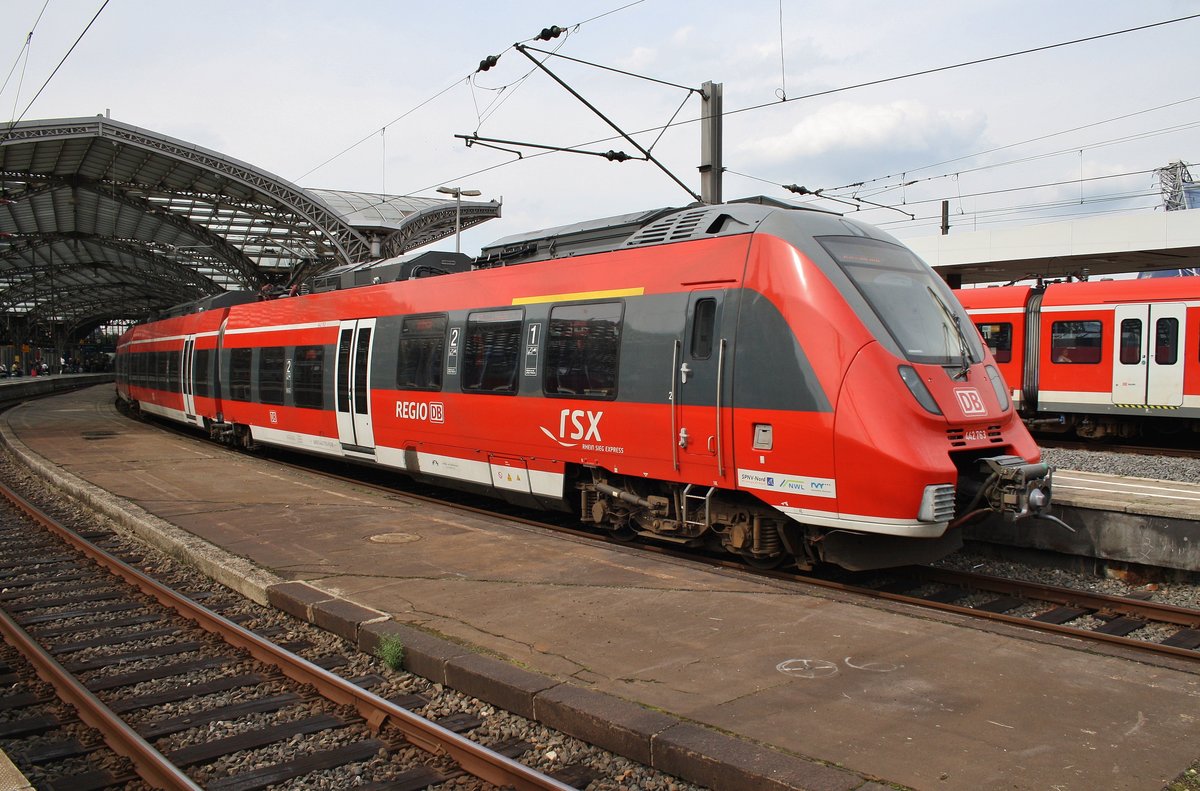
[796,565,1200,663]
[0,478,578,790]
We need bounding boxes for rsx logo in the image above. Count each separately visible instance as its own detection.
[539,409,603,447]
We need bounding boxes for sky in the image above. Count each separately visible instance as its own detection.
[2,0,1197,257]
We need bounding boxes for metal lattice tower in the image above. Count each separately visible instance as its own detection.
[1157,160,1195,211]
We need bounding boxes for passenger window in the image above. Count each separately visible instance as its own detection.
[259,347,286,405]
[166,351,180,393]
[193,349,212,398]
[1050,320,1102,364]
[397,314,447,391]
[1155,317,1178,365]
[691,298,716,359]
[976,322,1012,363]
[293,345,325,409]
[463,309,523,394]
[1119,319,1142,365]
[228,348,253,401]
[544,302,622,398]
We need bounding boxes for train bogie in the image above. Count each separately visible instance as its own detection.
[117,201,1054,570]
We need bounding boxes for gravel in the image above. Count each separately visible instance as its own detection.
[1040,445,1200,484]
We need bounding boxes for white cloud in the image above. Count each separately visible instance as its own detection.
[738,100,988,164]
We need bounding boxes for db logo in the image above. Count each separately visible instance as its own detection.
[955,388,987,416]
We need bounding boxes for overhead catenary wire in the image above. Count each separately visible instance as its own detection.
[1,0,51,119]
[294,0,644,185]
[306,11,1200,224]
[417,13,1200,205]
[1,0,110,141]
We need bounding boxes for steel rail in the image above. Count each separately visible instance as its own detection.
[0,479,575,791]
[787,567,1200,663]
[0,484,203,790]
[913,566,1200,626]
[0,605,202,790]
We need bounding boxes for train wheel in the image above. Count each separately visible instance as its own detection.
[608,524,638,542]
[742,552,787,570]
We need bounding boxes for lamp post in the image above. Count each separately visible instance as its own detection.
[436,186,482,253]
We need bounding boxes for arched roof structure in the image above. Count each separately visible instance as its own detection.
[0,116,500,337]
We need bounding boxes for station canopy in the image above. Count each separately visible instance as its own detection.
[0,116,501,335]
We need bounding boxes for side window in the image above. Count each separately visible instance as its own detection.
[1050,320,1102,364]
[463,308,523,394]
[1119,319,1142,365]
[228,348,253,401]
[193,349,212,398]
[259,347,286,405]
[691,298,716,359]
[166,351,180,392]
[397,314,446,391]
[976,322,1012,364]
[544,302,622,398]
[1155,317,1179,366]
[293,345,325,409]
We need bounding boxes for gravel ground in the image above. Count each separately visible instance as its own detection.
[1040,445,1200,484]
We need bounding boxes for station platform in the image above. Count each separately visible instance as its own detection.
[965,467,1200,572]
[3,385,1199,791]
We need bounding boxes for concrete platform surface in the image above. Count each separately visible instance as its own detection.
[4,386,1199,791]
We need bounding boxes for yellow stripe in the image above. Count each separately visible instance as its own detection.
[512,287,644,306]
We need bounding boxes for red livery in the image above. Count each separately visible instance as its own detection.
[958,276,1200,439]
[116,200,1054,570]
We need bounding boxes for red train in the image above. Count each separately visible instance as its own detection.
[115,200,1055,570]
[957,276,1200,439]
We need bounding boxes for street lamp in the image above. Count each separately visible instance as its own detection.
[436,185,482,253]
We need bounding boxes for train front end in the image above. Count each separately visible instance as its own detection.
[756,212,1056,570]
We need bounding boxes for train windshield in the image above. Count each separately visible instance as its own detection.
[819,236,984,366]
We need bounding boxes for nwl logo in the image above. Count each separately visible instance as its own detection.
[955,388,987,416]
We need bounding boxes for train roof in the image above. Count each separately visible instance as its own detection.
[476,196,834,267]
[1040,275,1200,306]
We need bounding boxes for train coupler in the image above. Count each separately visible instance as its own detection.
[978,455,1067,527]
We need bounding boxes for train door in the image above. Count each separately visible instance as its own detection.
[672,290,729,483]
[181,335,198,423]
[335,318,377,454]
[1112,303,1186,406]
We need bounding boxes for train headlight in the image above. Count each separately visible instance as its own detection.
[898,365,942,415]
[985,365,1011,412]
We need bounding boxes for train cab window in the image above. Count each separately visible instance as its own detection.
[544,302,622,398]
[397,314,446,391]
[463,309,523,394]
[259,347,286,405]
[228,348,253,401]
[1119,319,1142,365]
[976,322,1012,363]
[691,298,716,359]
[293,345,325,409]
[1155,317,1179,365]
[1050,320,1102,364]
[193,349,212,398]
